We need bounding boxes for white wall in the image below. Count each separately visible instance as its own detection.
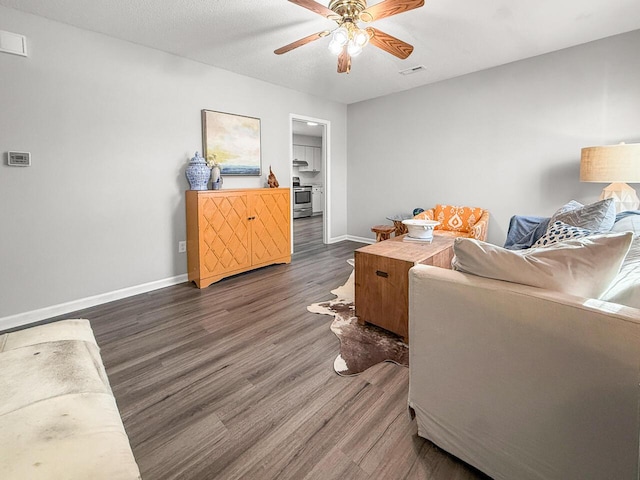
[0,6,348,322]
[347,30,640,245]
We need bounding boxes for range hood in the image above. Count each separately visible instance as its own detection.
[292,159,309,166]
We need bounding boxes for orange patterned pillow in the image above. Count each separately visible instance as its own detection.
[433,205,484,233]
[413,209,434,221]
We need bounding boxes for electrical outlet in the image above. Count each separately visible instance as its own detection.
[178,241,186,253]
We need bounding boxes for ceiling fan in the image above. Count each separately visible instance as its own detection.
[274,0,425,74]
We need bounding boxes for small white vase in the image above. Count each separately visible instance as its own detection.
[210,165,222,190]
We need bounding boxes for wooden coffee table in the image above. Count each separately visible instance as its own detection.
[354,234,455,342]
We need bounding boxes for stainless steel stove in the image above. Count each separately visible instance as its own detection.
[292,176,312,218]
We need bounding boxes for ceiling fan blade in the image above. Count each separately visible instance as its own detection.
[337,46,351,74]
[366,27,414,59]
[288,0,341,20]
[360,0,425,22]
[274,30,331,55]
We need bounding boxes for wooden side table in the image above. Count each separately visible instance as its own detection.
[371,225,395,242]
[354,235,455,342]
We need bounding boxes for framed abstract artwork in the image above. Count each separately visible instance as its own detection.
[202,110,262,176]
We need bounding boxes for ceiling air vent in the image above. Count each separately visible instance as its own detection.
[399,65,426,75]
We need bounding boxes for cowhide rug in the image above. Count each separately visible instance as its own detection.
[307,269,409,376]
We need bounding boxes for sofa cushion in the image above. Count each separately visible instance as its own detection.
[433,205,484,233]
[451,232,633,298]
[552,198,616,233]
[600,237,640,308]
[532,221,593,248]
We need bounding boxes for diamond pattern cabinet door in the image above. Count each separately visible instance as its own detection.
[199,192,251,278]
[186,189,290,289]
[250,189,291,266]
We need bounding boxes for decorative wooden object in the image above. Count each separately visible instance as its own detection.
[267,166,279,188]
[354,234,455,342]
[391,219,408,236]
[371,225,395,242]
[186,188,291,288]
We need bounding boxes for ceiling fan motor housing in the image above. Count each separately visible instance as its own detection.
[328,0,368,20]
[275,0,423,71]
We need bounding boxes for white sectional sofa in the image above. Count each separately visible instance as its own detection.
[407,203,640,480]
[0,319,141,479]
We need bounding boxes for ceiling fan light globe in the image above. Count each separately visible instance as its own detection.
[333,27,349,46]
[328,39,344,55]
[353,29,369,47]
[347,41,363,57]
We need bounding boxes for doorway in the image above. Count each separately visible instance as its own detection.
[289,114,330,252]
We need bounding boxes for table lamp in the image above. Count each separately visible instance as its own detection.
[580,142,640,213]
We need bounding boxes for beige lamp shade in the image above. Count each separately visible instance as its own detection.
[580,142,640,213]
[580,143,640,182]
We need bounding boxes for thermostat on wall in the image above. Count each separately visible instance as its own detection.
[8,151,31,166]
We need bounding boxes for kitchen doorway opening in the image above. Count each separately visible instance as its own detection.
[289,114,330,252]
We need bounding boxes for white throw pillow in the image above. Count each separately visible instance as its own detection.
[600,237,640,308]
[452,232,633,298]
[532,221,592,248]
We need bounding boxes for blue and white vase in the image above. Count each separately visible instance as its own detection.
[185,152,209,190]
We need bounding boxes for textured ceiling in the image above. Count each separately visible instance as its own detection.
[2,0,640,104]
[293,120,324,137]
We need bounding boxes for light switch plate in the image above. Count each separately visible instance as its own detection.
[8,151,31,166]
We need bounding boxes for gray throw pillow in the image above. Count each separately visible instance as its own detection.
[552,200,583,218]
[553,198,616,233]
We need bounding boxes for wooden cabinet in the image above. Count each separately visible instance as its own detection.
[354,235,455,342]
[186,188,291,289]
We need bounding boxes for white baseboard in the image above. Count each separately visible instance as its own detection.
[346,235,375,245]
[0,274,189,332]
[327,234,348,244]
[327,235,375,245]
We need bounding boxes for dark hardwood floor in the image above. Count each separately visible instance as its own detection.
[40,215,487,480]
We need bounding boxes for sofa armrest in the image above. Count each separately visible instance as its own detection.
[469,210,490,241]
[408,265,640,480]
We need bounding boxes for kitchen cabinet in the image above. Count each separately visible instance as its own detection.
[293,144,321,173]
[293,145,306,166]
[312,186,324,213]
[186,188,291,289]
